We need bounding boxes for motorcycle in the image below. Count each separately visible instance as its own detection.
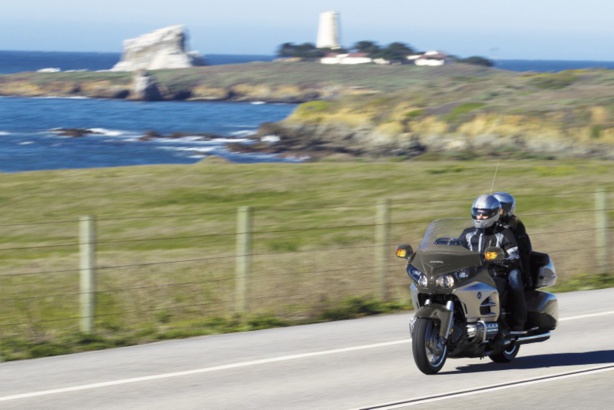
[396,218,558,375]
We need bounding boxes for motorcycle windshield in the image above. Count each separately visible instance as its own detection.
[413,218,483,275]
[418,218,473,251]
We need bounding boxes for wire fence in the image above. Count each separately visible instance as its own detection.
[0,191,611,346]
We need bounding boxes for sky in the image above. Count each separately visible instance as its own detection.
[1,0,613,61]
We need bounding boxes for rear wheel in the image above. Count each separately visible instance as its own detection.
[412,318,448,374]
[489,343,520,363]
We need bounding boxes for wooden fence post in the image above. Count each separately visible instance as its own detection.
[376,199,391,300]
[79,215,96,333]
[236,206,253,313]
[595,189,610,275]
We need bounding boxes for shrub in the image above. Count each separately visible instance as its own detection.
[293,100,334,120]
[444,102,486,122]
[529,71,578,90]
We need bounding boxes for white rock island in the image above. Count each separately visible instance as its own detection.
[111,25,205,71]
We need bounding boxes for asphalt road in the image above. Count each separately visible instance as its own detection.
[1,288,613,410]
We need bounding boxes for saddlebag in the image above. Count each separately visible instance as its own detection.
[529,251,557,289]
[525,290,558,331]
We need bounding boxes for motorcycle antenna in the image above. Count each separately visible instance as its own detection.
[489,161,500,194]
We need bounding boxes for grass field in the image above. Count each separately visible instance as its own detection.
[0,159,612,360]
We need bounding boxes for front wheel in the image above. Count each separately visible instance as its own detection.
[489,343,520,363]
[412,318,448,375]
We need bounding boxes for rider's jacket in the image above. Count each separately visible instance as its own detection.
[497,216,533,285]
[459,225,520,263]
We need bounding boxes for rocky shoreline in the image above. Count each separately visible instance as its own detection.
[2,63,613,160]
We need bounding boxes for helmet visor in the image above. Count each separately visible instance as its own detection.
[472,207,499,219]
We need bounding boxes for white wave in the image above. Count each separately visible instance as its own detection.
[0,131,9,136]
[88,128,126,137]
[19,141,34,145]
[251,101,266,105]
[158,146,216,153]
[212,137,250,144]
[34,95,90,100]
[230,130,256,138]
[165,136,211,142]
[37,67,60,73]
[153,137,249,145]
[261,135,280,143]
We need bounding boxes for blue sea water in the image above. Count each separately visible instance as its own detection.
[0,97,296,172]
[0,51,613,173]
[0,51,275,74]
[493,59,614,72]
[0,52,290,172]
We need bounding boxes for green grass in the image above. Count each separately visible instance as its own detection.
[0,159,612,361]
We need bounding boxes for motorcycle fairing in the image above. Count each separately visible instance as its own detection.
[413,304,453,338]
[452,278,500,322]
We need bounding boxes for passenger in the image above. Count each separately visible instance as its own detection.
[459,194,527,331]
[493,192,534,289]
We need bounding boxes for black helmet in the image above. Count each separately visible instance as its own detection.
[471,194,501,229]
[493,192,516,220]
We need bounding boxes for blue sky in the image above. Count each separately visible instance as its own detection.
[1,0,613,60]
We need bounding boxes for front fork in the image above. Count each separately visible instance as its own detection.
[410,299,455,339]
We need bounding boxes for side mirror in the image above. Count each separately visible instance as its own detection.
[395,244,414,259]
[483,246,505,262]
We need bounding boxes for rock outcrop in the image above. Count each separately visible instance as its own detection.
[131,70,162,100]
[111,25,205,72]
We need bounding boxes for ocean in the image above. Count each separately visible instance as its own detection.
[1,51,613,173]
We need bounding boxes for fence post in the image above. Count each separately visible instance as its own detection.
[376,199,391,300]
[595,189,610,275]
[236,206,253,313]
[79,215,96,333]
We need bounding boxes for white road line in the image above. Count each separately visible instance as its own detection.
[358,365,614,409]
[0,340,408,402]
[559,310,614,321]
[1,310,613,402]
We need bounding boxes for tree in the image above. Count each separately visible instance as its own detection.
[375,42,416,62]
[458,56,494,67]
[351,41,381,56]
[277,43,298,58]
[276,43,327,59]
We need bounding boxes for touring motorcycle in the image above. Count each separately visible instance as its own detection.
[396,218,558,375]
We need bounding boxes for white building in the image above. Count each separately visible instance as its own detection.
[409,50,453,66]
[316,11,341,49]
[321,52,372,65]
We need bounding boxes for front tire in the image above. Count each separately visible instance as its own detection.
[489,343,520,363]
[412,318,448,375]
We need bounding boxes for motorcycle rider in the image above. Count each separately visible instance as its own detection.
[459,194,527,331]
[493,192,534,289]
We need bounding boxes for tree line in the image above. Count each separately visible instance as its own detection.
[276,41,493,67]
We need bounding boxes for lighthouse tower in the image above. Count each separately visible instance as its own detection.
[316,11,341,49]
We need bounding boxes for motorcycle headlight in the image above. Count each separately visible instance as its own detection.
[436,274,455,289]
[418,273,428,288]
[407,266,428,288]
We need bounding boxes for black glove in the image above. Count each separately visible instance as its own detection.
[493,258,520,271]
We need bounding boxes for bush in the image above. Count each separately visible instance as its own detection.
[293,100,333,120]
[529,71,578,89]
[458,56,494,67]
[444,102,486,122]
